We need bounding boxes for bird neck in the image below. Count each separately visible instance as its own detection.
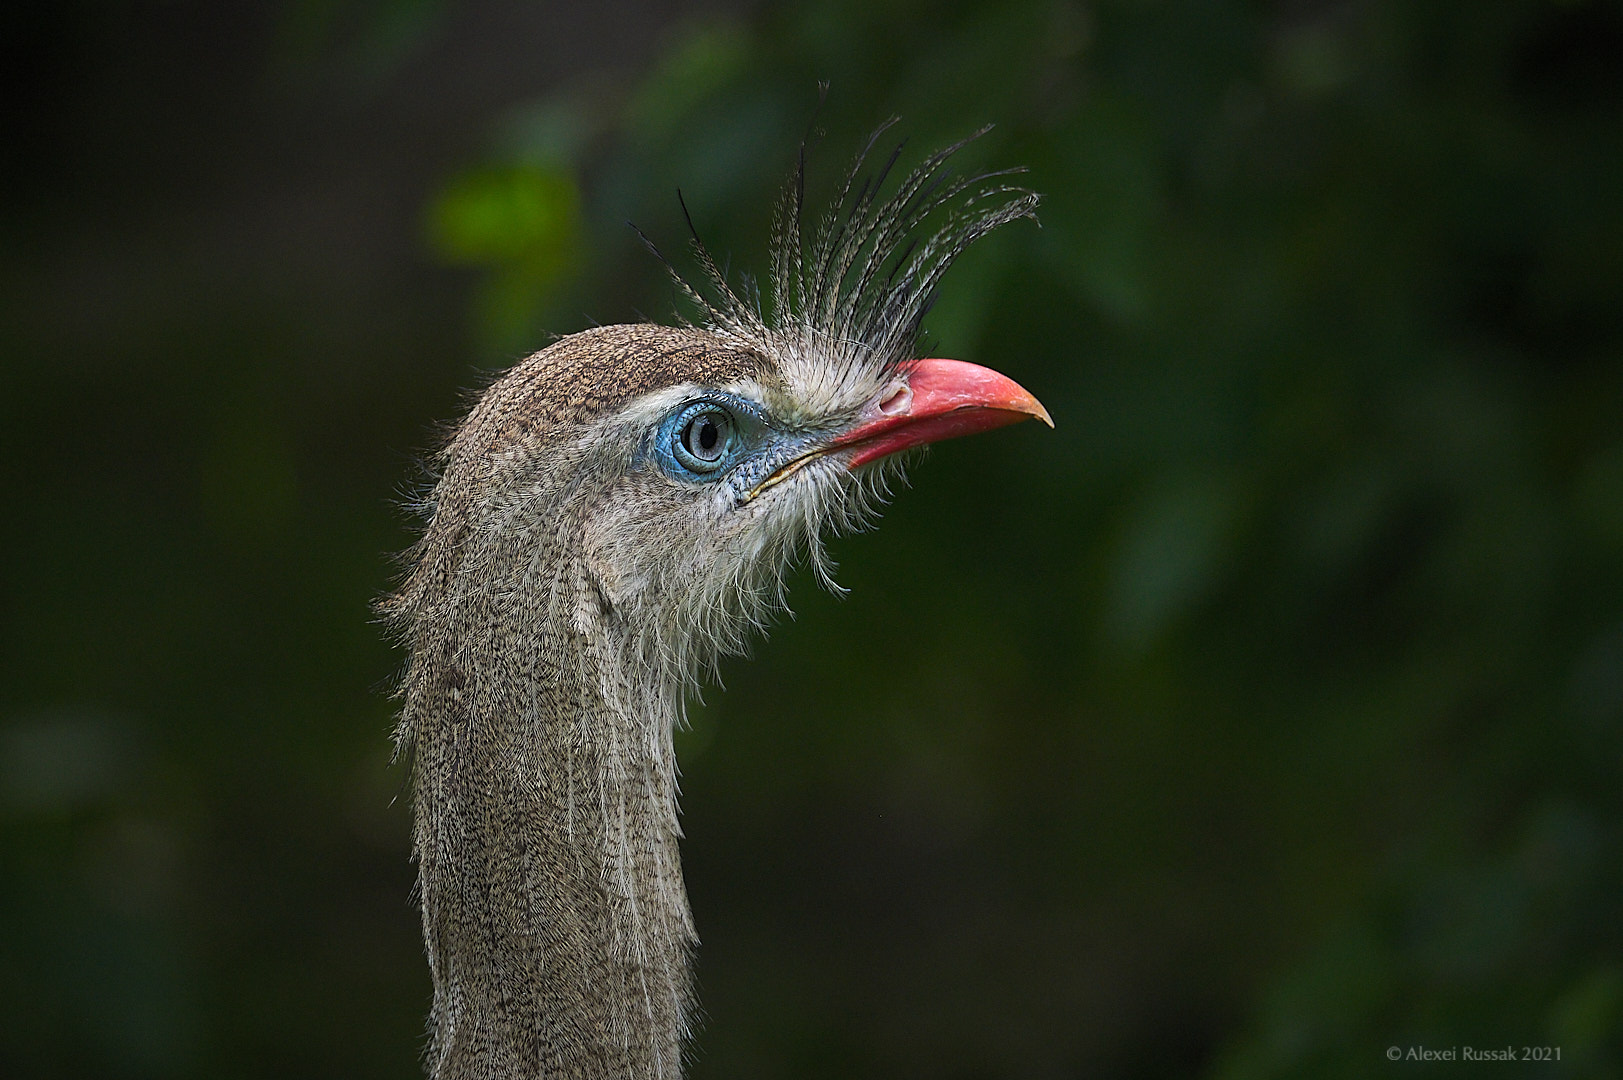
[408,554,695,1080]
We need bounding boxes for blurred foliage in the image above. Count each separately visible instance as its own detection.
[427,162,582,352]
[3,0,1621,1077]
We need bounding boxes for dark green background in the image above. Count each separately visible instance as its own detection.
[3,1,1620,1076]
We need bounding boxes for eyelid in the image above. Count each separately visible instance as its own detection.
[700,393,767,428]
[683,395,769,441]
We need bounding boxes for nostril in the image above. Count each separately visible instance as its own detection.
[877,382,913,416]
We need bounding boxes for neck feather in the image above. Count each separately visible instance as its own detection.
[405,552,695,1080]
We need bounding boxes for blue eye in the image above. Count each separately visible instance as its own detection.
[663,402,740,478]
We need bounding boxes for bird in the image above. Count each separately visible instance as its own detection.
[381,125,1049,1080]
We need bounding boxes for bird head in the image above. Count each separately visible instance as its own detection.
[389,128,1049,705]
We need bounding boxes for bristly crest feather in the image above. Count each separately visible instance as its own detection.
[636,121,1040,413]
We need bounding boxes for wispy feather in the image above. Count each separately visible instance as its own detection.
[637,121,1040,388]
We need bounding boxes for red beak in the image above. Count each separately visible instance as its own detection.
[832,358,1053,468]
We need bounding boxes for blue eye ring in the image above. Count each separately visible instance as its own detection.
[667,401,739,476]
[651,394,770,483]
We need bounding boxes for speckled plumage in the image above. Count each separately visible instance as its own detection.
[383,130,1037,1079]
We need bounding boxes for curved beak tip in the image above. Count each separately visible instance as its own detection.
[905,356,1053,433]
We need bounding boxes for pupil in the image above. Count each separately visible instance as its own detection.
[698,419,718,452]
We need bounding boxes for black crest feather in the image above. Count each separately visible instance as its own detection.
[638,121,1040,375]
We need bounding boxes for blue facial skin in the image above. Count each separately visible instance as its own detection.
[646,392,829,506]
